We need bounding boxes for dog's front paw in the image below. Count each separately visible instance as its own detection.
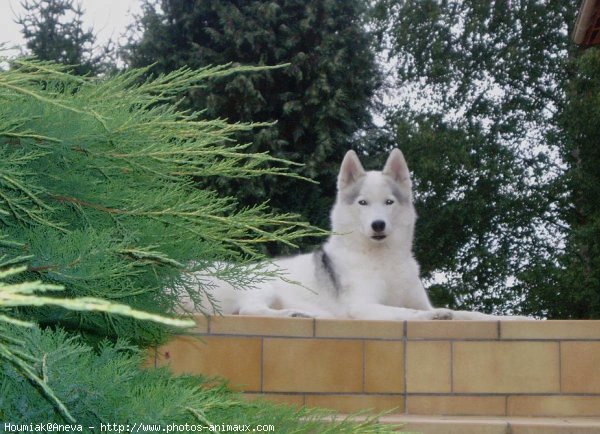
[421,308,454,320]
[503,315,535,321]
[281,309,314,318]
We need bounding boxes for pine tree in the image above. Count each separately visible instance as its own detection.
[0,59,395,429]
[16,0,107,75]
[371,0,576,314]
[123,0,381,251]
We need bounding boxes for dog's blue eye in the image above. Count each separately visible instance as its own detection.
[358,199,368,206]
[385,199,394,205]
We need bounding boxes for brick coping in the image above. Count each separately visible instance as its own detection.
[183,315,600,340]
[155,315,600,418]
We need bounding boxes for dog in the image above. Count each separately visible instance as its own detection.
[188,149,528,321]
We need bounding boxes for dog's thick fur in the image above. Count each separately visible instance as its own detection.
[192,149,527,320]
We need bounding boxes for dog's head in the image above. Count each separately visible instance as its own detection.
[331,149,416,245]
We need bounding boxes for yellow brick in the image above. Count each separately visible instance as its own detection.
[561,342,600,393]
[407,321,498,339]
[407,395,506,416]
[364,340,404,393]
[156,336,262,391]
[315,318,403,339]
[406,341,452,393]
[501,320,600,339]
[453,341,559,393]
[210,315,313,337]
[263,338,363,393]
[190,314,209,333]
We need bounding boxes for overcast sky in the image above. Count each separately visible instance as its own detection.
[0,0,141,56]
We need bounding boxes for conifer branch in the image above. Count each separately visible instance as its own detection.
[0,58,334,423]
[0,267,194,326]
[0,264,194,421]
[0,341,76,422]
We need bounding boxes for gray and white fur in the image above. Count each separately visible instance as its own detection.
[183,149,530,321]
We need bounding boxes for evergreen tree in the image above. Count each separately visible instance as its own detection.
[0,59,395,429]
[0,58,323,344]
[371,0,576,314]
[16,0,107,75]
[123,0,381,250]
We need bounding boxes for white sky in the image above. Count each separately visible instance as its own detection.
[0,0,141,56]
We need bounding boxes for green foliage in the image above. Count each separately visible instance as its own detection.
[372,0,574,122]
[371,0,577,315]
[0,324,397,432]
[0,58,325,344]
[521,47,600,318]
[0,59,395,429]
[383,113,541,313]
[0,265,192,327]
[0,266,194,423]
[123,0,381,251]
[16,0,108,75]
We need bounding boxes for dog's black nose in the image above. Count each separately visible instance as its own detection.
[371,220,386,233]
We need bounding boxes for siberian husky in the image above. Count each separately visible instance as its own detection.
[190,149,528,321]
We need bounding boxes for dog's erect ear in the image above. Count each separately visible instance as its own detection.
[338,150,366,190]
[383,148,410,183]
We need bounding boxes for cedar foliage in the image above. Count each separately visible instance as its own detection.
[0,60,399,429]
[0,59,326,344]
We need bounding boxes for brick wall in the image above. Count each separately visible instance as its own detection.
[150,316,600,417]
